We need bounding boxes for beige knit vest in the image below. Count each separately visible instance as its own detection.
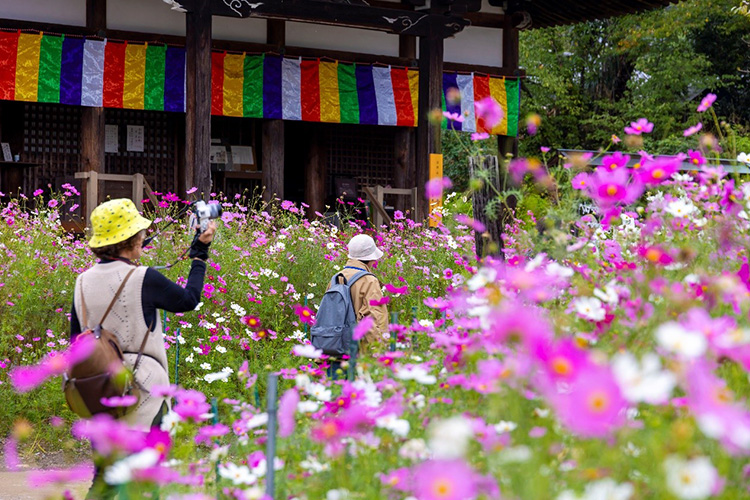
[74,260,169,429]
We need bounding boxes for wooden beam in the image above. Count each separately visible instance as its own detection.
[394,127,415,215]
[185,0,213,197]
[267,19,285,47]
[178,0,469,37]
[262,120,284,202]
[81,107,105,173]
[305,129,326,216]
[415,20,444,222]
[86,0,106,33]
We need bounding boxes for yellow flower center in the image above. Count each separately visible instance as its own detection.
[653,169,664,179]
[606,185,618,196]
[587,390,610,414]
[432,479,454,498]
[645,248,661,262]
[551,357,573,376]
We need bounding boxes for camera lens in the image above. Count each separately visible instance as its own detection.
[209,204,223,219]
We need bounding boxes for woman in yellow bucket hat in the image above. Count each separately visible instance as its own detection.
[68,198,216,499]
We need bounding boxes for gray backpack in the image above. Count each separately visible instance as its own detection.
[311,270,372,357]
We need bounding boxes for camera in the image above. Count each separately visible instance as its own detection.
[189,200,222,234]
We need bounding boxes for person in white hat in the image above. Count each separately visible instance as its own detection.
[68,198,216,499]
[338,234,388,352]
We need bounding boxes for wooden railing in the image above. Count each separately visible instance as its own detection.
[362,185,418,228]
[74,171,159,222]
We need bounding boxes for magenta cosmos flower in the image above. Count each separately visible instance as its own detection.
[278,388,300,438]
[412,459,478,500]
[586,167,643,208]
[624,118,654,135]
[601,152,630,171]
[684,122,703,137]
[547,364,627,437]
[638,157,680,185]
[474,97,503,130]
[425,177,453,199]
[697,93,717,112]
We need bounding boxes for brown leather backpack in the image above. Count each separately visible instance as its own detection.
[63,268,152,419]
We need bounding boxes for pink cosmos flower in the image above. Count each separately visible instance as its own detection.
[380,467,411,492]
[638,157,680,185]
[186,186,198,194]
[194,423,230,445]
[370,296,390,306]
[697,93,717,112]
[173,389,211,421]
[601,152,630,171]
[425,177,453,199]
[455,214,486,232]
[586,167,644,208]
[27,465,92,487]
[241,315,261,329]
[412,459,478,500]
[294,305,315,325]
[385,283,409,295]
[534,338,591,385]
[33,189,43,197]
[442,111,464,123]
[546,364,626,437]
[100,395,138,408]
[10,335,96,393]
[688,149,706,167]
[278,388,300,438]
[638,245,674,266]
[624,118,654,135]
[571,172,590,190]
[684,122,703,136]
[470,132,490,141]
[353,316,375,341]
[145,428,172,460]
[474,97,503,130]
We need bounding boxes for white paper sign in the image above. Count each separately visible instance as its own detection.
[127,125,144,152]
[1,143,12,162]
[209,145,228,164]
[231,146,254,165]
[105,125,119,153]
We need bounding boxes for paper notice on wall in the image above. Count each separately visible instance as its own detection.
[209,145,228,164]
[105,125,119,153]
[231,146,254,165]
[127,125,144,152]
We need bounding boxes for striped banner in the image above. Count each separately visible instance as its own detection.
[0,31,520,135]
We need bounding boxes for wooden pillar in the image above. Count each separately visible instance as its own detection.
[416,22,444,221]
[80,107,105,214]
[305,129,326,216]
[394,127,415,215]
[267,19,286,48]
[499,14,520,158]
[262,120,284,202]
[86,0,107,33]
[185,0,213,197]
[399,35,417,60]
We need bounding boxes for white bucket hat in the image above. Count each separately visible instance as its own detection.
[347,234,384,261]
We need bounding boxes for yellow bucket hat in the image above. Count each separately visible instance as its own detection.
[88,199,152,248]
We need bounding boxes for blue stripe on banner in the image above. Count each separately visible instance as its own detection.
[164,47,185,113]
[355,64,378,125]
[443,72,461,131]
[59,37,84,105]
[372,66,397,126]
[263,55,283,119]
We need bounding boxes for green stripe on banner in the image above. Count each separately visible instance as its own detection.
[37,34,63,103]
[337,63,358,124]
[144,44,166,111]
[505,78,519,137]
[440,85,447,130]
[243,54,264,118]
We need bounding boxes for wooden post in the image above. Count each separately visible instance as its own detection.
[499,14,520,158]
[80,107,105,216]
[305,129,326,216]
[416,20,444,222]
[86,0,107,33]
[262,120,285,202]
[185,0,213,198]
[394,127,414,215]
[267,19,286,48]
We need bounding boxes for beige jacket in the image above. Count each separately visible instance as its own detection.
[335,259,389,351]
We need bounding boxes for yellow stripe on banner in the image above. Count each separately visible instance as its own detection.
[408,69,419,126]
[15,33,42,102]
[223,53,245,117]
[489,77,508,136]
[123,43,147,109]
[319,61,340,123]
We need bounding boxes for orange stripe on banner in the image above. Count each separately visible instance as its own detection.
[222,53,244,117]
[407,68,419,126]
[211,51,225,116]
[489,77,508,135]
[15,33,42,102]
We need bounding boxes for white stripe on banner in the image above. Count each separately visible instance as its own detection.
[281,58,301,121]
[81,39,105,107]
[372,66,397,126]
[457,74,476,133]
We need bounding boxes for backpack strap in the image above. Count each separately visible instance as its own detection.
[345,270,373,288]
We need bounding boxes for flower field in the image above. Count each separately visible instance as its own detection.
[5,122,750,499]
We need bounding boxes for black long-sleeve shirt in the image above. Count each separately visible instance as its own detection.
[70,259,207,338]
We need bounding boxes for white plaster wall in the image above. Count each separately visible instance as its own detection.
[212,16,267,44]
[1,0,86,26]
[443,26,503,68]
[480,0,504,14]
[107,0,186,36]
[285,22,399,58]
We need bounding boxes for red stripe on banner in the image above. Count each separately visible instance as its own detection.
[0,31,19,100]
[300,59,320,122]
[103,41,126,108]
[391,67,414,127]
[211,51,225,116]
[473,74,491,134]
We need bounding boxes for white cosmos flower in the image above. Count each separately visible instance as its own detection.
[204,371,231,383]
[428,416,474,459]
[612,352,676,404]
[467,267,497,291]
[306,383,332,402]
[572,297,606,322]
[655,322,707,358]
[292,344,323,359]
[215,345,227,353]
[398,438,429,461]
[664,455,718,500]
[297,400,320,413]
[376,414,410,437]
[737,152,750,165]
[593,281,619,306]
[394,364,437,385]
[160,410,182,436]
[556,478,634,500]
[494,420,518,434]
[218,462,257,486]
[665,198,698,218]
[546,262,574,278]
[245,413,269,429]
[104,449,160,485]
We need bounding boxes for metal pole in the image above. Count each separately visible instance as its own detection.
[174,327,181,385]
[211,397,220,495]
[390,312,398,352]
[266,373,279,499]
[303,296,309,338]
